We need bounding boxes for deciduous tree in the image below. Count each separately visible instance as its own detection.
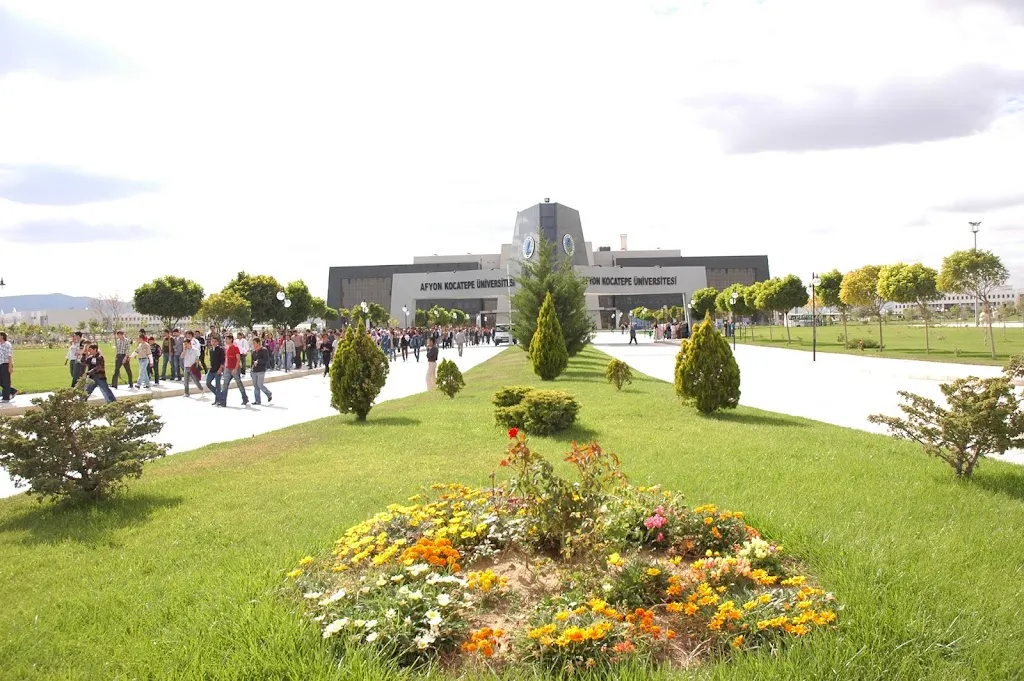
[222,272,282,328]
[690,287,719,320]
[197,291,251,330]
[877,263,941,354]
[937,249,1009,358]
[840,266,887,352]
[133,276,204,330]
[817,270,849,347]
[282,280,314,328]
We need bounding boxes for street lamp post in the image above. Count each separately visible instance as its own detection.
[969,221,981,325]
[729,292,738,351]
[360,301,369,332]
[808,273,821,362]
[402,305,409,328]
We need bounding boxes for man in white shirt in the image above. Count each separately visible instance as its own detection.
[235,332,250,376]
[64,331,85,386]
[181,331,206,397]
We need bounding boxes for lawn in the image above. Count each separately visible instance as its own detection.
[2,347,1024,680]
[735,321,1024,366]
[6,343,136,394]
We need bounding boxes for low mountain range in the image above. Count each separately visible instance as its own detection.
[0,293,97,311]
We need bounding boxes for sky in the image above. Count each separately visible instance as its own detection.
[0,0,1022,303]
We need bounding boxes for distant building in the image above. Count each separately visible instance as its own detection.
[326,200,771,329]
[890,286,1021,314]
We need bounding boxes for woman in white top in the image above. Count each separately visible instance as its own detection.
[235,332,250,376]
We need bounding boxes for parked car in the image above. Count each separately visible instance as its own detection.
[493,324,516,345]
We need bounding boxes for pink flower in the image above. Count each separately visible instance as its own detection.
[657,533,664,542]
[644,514,666,530]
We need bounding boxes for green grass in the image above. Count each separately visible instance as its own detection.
[736,321,1024,366]
[6,344,143,394]
[3,348,1024,680]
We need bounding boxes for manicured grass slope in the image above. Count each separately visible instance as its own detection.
[738,322,1024,365]
[2,348,1023,680]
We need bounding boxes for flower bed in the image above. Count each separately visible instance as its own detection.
[288,430,840,675]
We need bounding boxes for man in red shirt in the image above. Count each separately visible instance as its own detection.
[214,333,249,407]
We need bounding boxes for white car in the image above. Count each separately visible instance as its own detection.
[493,325,516,345]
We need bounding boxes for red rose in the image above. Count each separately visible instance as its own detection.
[499,459,509,467]
[508,427,518,439]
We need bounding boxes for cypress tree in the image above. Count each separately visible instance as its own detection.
[675,311,741,414]
[330,326,390,420]
[512,235,593,355]
[530,291,569,380]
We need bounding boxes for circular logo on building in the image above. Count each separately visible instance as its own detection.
[522,235,536,260]
[562,233,575,257]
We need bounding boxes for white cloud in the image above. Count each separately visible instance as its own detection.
[0,0,1021,301]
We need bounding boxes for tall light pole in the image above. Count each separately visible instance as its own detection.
[402,305,409,328]
[969,221,981,325]
[807,273,821,362]
[360,301,370,332]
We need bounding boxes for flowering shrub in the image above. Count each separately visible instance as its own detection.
[289,431,840,674]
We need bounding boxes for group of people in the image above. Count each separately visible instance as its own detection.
[57,327,344,406]
[369,325,492,362]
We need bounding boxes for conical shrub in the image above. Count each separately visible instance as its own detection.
[330,326,390,420]
[435,358,465,398]
[530,291,569,381]
[674,311,740,414]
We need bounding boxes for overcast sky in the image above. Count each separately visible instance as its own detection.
[1,0,1022,302]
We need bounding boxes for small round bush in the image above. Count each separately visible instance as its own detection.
[435,358,465,399]
[520,389,580,435]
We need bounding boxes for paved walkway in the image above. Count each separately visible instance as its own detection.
[593,332,1024,466]
[0,345,504,499]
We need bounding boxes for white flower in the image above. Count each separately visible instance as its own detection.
[408,590,423,601]
[354,619,365,628]
[425,609,442,627]
[414,631,437,650]
[436,593,451,607]
[313,615,325,623]
[390,574,405,582]
[376,577,387,587]
[303,591,324,600]
[366,631,379,643]
[385,609,397,619]
[318,589,347,605]
[406,563,430,577]
[602,583,613,593]
[364,619,378,629]
[322,618,348,639]
[359,586,371,594]
[397,586,411,597]
[404,616,413,626]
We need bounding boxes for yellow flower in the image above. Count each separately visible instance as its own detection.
[298,556,314,567]
[286,569,303,579]
[607,552,624,567]
[731,635,745,649]
[646,568,661,577]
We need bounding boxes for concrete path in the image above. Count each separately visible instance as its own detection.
[592,331,1024,466]
[0,345,504,499]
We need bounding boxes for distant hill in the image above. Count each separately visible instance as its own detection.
[0,293,96,311]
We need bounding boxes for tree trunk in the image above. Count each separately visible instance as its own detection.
[841,311,848,350]
[785,313,792,344]
[985,301,996,358]
[921,303,930,354]
[877,312,884,352]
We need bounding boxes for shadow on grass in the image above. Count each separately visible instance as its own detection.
[708,411,806,428]
[0,492,184,545]
[356,416,422,427]
[560,423,601,442]
[973,469,1024,503]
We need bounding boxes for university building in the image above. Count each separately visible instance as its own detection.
[326,201,771,329]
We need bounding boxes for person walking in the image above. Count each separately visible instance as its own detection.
[250,338,273,405]
[400,331,410,362]
[65,331,85,386]
[170,329,184,380]
[132,332,152,389]
[160,330,172,380]
[629,325,638,345]
[206,335,225,395]
[319,333,333,377]
[283,333,295,373]
[82,344,116,403]
[111,330,135,390]
[0,332,14,404]
[215,333,249,407]
[197,330,208,372]
[455,328,466,357]
[235,332,249,377]
[149,335,161,384]
[306,332,318,369]
[425,337,439,390]
[181,331,206,397]
[411,329,422,362]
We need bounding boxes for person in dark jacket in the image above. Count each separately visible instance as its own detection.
[82,344,116,403]
[250,338,273,405]
[425,337,439,390]
[206,336,226,395]
[319,334,333,377]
